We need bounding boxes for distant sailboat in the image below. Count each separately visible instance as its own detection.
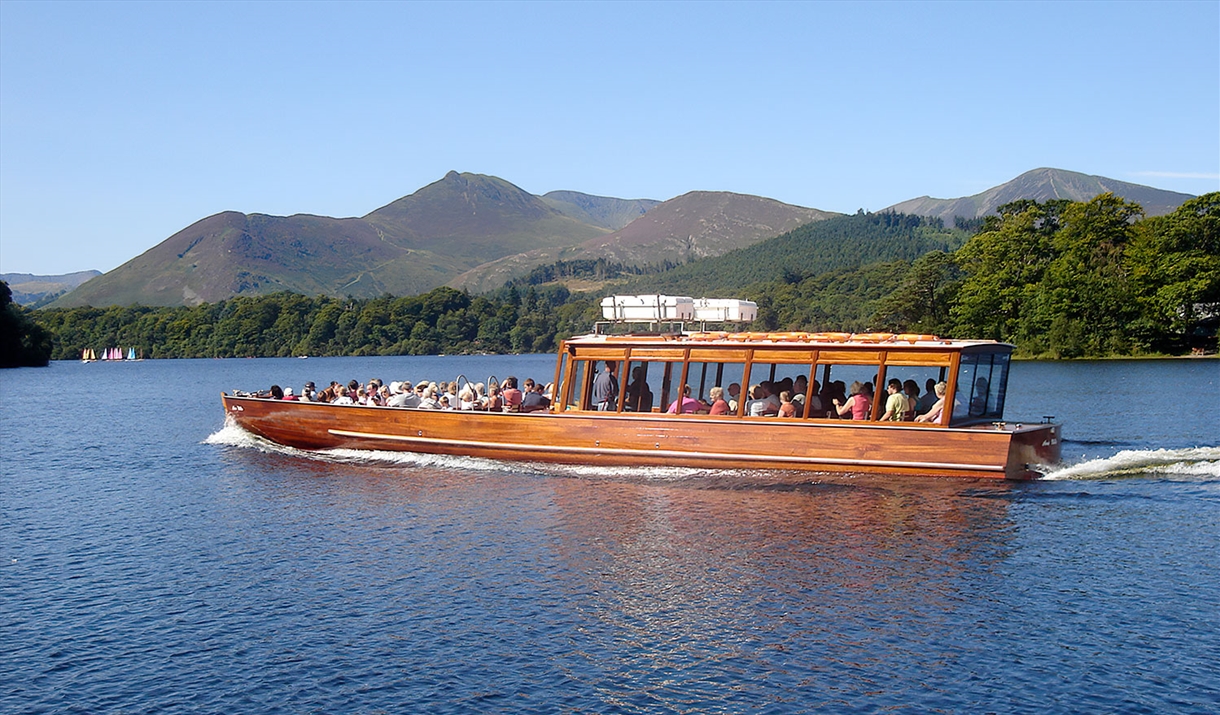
[82,348,97,363]
[128,347,137,361]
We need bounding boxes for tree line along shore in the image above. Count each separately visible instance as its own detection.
[7,192,1217,367]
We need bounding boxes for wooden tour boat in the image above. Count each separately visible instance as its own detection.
[221,295,1061,480]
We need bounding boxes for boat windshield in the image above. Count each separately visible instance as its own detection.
[951,349,1010,425]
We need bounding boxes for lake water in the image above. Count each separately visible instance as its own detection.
[2,355,1218,713]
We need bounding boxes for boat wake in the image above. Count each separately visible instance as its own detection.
[204,420,719,482]
[1040,446,1220,481]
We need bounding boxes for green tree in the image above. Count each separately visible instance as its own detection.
[0,281,53,367]
[950,201,1059,343]
[1036,193,1143,356]
[870,251,961,335]
[1125,192,1220,352]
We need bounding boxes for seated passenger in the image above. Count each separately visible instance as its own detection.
[666,384,705,414]
[917,378,938,415]
[417,387,442,410]
[486,386,504,412]
[458,385,477,410]
[970,378,990,416]
[332,385,355,405]
[625,366,653,413]
[727,383,742,413]
[387,381,414,408]
[267,385,284,400]
[502,376,524,412]
[902,380,919,421]
[707,386,730,415]
[282,387,299,401]
[832,381,871,420]
[759,381,780,415]
[521,382,551,413]
[745,384,771,417]
[302,382,318,402]
[791,375,808,417]
[778,391,797,417]
[881,379,907,422]
[915,382,948,423]
[806,380,824,418]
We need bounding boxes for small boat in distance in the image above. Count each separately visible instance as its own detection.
[221,295,1061,480]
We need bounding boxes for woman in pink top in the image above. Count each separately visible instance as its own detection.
[666,384,706,414]
[832,381,872,420]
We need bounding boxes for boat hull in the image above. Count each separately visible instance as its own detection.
[221,395,1060,480]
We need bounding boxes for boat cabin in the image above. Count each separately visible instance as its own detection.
[553,330,1012,428]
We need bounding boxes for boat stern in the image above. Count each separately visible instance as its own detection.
[1004,422,1062,480]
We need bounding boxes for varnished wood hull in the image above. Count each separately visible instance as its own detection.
[221,395,1060,480]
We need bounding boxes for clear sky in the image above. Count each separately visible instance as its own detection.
[1,0,1217,275]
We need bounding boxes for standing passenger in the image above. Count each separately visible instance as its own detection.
[592,361,619,411]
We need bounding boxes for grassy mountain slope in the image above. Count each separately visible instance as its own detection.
[51,172,615,308]
[575,191,838,265]
[887,167,1194,223]
[52,211,466,307]
[614,211,966,297]
[540,191,661,230]
[363,171,609,264]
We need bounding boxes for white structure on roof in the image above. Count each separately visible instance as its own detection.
[600,295,757,324]
[692,298,758,323]
[600,295,695,322]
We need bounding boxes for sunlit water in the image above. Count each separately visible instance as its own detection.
[2,355,1217,713]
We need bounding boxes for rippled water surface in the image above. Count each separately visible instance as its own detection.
[2,356,1218,713]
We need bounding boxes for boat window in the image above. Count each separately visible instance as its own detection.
[624,360,655,413]
[655,361,681,414]
[881,365,949,421]
[565,359,589,411]
[684,361,746,412]
[742,362,815,417]
[622,359,681,414]
[811,362,883,419]
[951,351,1009,424]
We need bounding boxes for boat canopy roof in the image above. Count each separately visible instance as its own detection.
[564,330,1012,352]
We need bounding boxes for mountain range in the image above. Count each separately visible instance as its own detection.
[884,168,1194,224]
[46,168,1194,308]
[2,271,101,306]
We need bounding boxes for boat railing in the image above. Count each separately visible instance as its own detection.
[593,320,688,336]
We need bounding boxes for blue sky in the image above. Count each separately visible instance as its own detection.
[2,0,1217,275]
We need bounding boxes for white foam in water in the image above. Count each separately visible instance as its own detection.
[1041,446,1220,481]
[204,417,704,479]
[206,418,516,472]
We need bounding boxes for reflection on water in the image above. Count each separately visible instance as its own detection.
[3,356,1218,713]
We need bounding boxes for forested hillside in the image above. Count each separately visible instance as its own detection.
[617,211,968,296]
[32,193,1219,359]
